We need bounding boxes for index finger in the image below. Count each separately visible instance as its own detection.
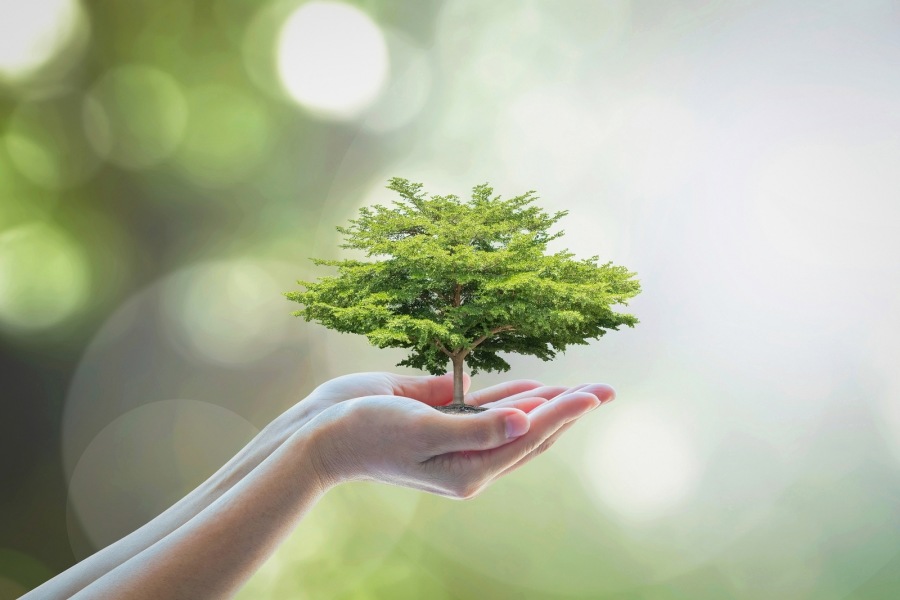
[478,385,575,408]
[474,391,603,472]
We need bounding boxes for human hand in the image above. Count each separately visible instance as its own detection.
[306,381,615,498]
[32,376,611,600]
[276,371,551,433]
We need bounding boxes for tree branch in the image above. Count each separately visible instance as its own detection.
[433,339,452,357]
[469,325,515,351]
[387,227,425,240]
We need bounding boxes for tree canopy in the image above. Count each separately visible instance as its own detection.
[286,177,641,404]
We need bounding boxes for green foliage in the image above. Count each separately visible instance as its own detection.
[286,177,641,378]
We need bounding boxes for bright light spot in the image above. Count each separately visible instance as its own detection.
[160,261,289,366]
[277,1,388,119]
[66,399,258,556]
[361,32,432,133]
[0,0,83,80]
[83,65,188,170]
[176,85,273,188]
[583,404,701,522]
[0,222,91,332]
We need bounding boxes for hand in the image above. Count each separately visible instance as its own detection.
[275,371,549,433]
[264,372,564,484]
[307,381,615,499]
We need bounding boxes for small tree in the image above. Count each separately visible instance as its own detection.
[286,178,641,408]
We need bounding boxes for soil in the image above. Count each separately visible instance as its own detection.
[433,404,487,414]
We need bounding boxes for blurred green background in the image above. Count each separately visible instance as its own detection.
[2,0,900,598]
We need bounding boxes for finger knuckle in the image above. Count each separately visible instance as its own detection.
[525,437,555,457]
[452,479,483,500]
[535,441,553,456]
[442,468,483,500]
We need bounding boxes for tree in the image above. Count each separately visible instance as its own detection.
[286,178,641,409]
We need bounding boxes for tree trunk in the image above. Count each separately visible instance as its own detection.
[451,354,465,405]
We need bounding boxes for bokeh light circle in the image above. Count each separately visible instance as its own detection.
[0,153,57,230]
[62,258,321,483]
[583,403,702,522]
[0,0,85,81]
[0,222,91,332]
[160,260,291,366]
[58,253,420,590]
[66,399,259,556]
[83,65,188,170]
[175,85,273,188]
[5,95,103,189]
[276,1,389,119]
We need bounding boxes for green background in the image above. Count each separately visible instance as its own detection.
[2,0,899,598]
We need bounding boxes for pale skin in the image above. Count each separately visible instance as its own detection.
[26,372,615,599]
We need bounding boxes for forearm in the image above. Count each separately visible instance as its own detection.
[69,420,331,599]
[25,399,321,599]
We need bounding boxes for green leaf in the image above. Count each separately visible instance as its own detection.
[285,178,641,377]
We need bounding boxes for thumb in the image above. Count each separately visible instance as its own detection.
[429,408,530,454]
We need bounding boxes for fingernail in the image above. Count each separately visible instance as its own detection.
[505,415,528,439]
[586,394,604,411]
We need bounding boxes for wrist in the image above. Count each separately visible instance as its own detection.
[198,395,323,499]
[266,394,322,436]
[299,403,359,491]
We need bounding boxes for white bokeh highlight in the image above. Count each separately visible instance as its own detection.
[584,403,702,522]
[160,260,291,366]
[0,0,84,80]
[66,399,259,556]
[277,1,388,119]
